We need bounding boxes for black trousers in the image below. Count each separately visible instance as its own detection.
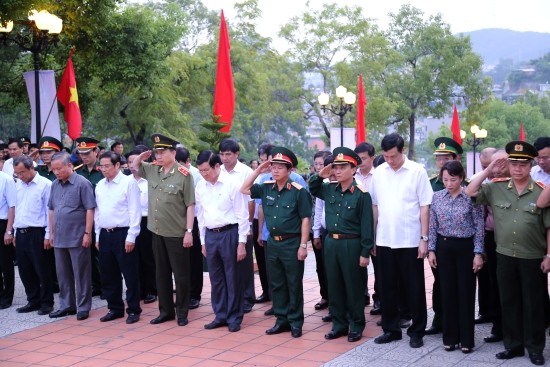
[152,234,190,319]
[311,231,328,300]
[99,228,141,315]
[136,217,156,298]
[189,218,203,301]
[378,246,427,337]
[477,231,502,336]
[436,236,476,348]
[497,253,546,354]
[0,219,14,306]
[16,227,53,308]
[253,219,269,295]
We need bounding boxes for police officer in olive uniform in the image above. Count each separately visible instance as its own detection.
[241,147,312,338]
[132,134,195,327]
[74,137,104,297]
[425,137,463,335]
[309,147,374,343]
[466,141,550,366]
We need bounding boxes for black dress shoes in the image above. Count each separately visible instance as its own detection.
[77,311,89,321]
[189,298,200,310]
[126,314,140,324]
[150,315,175,324]
[177,318,188,326]
[529,352,545,365]
[424,325,442,335]
[204,320,228,330]
[291,327,302,338]
[16,303,40,313]
[0,302,12,310]
[322,314,333,322]
[369,300,381,315]
[314,299,329,310]
[324,329,347,340]
[348,331,362,342]
[37,306,53,315]
[49,308,77,318]
[100,310,124,322]
[474,314,488,324]
[374,332,402,344]
[264,307,274,316]
[265,324,291,335]
[483,334,503,343]
[410,336,424,348]
[255,293,270,303]
[243,304,253,313]
[143,295,157,304]
[495,348,525,360]
[228,324,241,332]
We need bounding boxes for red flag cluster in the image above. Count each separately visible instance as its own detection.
[57,49,82,140]
[356,74,367,145]
[519,123,526,141]
[213,10,235,133]
[451,104,462,145]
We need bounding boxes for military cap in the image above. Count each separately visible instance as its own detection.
[18,136,31,145]
[271,147,298,167]
[505,140,538,161]
[38,136,63,152]
[151,133,179,150]
[332,147,362,167]
[75,137,100,153]
[434,137,463,156]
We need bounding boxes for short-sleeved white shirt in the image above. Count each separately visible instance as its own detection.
[369,157,433,248]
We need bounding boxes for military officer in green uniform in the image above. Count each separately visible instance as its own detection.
[36,136,63,182]
[465,141,550,366]
[241,147,312,338]
[132,134,195,327]
[425,137,463,335]
[309,147,374,343]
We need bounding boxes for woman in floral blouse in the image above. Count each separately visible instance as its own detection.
[428,160,485,353]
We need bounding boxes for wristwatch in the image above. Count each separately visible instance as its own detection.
[6,230,12,235]
[420,235,429,242]
[186,228,192,233]
[300,243,307,249]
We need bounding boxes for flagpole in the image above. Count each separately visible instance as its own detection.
[41,96,57,136]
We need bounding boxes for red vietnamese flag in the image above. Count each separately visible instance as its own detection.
[356,74,366,145]
[56,49,82,140]
[451,104,462,145]
[213,10,235,133]
[520,122,526,141]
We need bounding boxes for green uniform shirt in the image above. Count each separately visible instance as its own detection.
[75,162,104,189]
[309,174,374,258]
[476,178,550,259]
[430,175,445,192]
[139,161,195,237]
[36,165,56,182]
[250,178,312,236]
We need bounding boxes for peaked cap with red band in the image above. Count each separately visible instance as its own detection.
[151,133,179,150]
[271,147,298,167]
[332,147,361,167]
[38,136,63,152]
[75,137,100,153]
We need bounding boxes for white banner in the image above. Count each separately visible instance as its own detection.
[330,127,356,150]
[23,70,61,142]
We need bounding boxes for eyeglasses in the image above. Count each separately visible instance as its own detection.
[98,164,113,169]
[198,168,211,174]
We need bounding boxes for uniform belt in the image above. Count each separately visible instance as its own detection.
[207,223,237,233]
[328,233,359,240]
[17,227,44,234]
[102,227,129,233]
[271,233,300,241]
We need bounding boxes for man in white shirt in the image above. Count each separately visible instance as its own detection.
[12,156,53,315]
[195,151,249,332]
[219,138,255,313]
[369,133,433,349]
[2,138,25,177]
[95,151,141,324]
[532,137,550,185]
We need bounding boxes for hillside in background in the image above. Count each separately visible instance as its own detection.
[459,29,550,67]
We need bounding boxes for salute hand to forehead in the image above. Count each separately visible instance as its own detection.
[255,160,271,174]
[318,163,332,179]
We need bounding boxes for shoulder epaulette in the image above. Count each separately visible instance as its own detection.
[177,164,189,176]
[73,164,83,171]
[264,180,275,184]
[536,181,546,189]
[357,185,368,193]
[291,182,303,190]
[491,177,511,183]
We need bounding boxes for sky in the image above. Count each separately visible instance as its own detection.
[202,0,550,51]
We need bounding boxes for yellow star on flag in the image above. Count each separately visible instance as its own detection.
[69,86,79,106]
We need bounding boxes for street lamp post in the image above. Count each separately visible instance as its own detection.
[460,125,488,174]
[0,10,62,142]
[318,85,356,147]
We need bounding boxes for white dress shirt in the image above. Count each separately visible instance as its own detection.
[1,158,14,176]
[369,157,433,248]
[312,178,330,238]
[134,176,148,217]
[0,171,16,219]
[531,165,550,185]
[195,170,250,244]
[222,160,253,203]
[14,173,51,239]
[94,171,141,243]
[354,167,373,190]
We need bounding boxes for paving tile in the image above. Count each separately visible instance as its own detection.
[39,354,88,366]
[7,351,57,364]
[156,355,202,367]
[178,346,223,359]
[125,352,172,364]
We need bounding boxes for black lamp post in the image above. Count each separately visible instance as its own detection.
[460,125,488,174]
[0,10,62,142]
[318,85,356,147]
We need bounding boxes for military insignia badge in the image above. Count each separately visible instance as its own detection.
[154,136,160,143]
[438,143,446,149]
[275,153,283,159]
[514,144,523,152]
[337,153,344,160]
[79,141,87,147]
